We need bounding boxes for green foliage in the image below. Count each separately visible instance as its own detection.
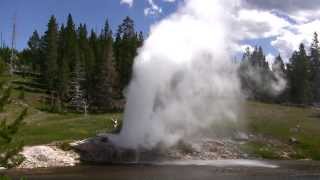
[0,47,12,65]
[241,142,280,159]
[0,175,26,180]
[288,44,312,104]
[240,33,320,106]
[114,16,143,94]
[0,82,27,168]
[0,57,7,76]
[26,31,42,72]
[309,32,320,103]
[42,15,59,111]
[22,14,143,113]
[0,84,10,112]
[89,20,115,112]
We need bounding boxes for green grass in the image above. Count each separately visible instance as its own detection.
[241,142,280,159]
[244,101,320,160]
[1,75,121,146]
[17,113,120,145]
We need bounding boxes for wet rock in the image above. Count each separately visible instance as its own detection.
[71,136,139,163]
[72,135,244,164]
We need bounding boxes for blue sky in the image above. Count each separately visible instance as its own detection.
[0,0,178,50]
[1,0,320,63]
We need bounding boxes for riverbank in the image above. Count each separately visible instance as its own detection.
[14,135,248,169]
[13,124,313,170]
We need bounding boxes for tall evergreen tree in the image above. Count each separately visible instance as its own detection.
[90,20,116,111]
[114,16,140,95]
[27,31,42,72]
[78,25,95,109]
[56,24,70,110]
[64,14,79,71]
[288,43,312,104]
[42,15,59,108]
[310,32,320,103]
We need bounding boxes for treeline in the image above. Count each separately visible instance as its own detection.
[240,32,320,106]
[18,14,143,113]
[2,16,320,111]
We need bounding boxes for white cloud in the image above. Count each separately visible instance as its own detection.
[120,0,133,7]
[233,0,320,62]
[119,0,176,10]
[236,9,290,39]
[271,21,320,61]
[144,0,163,16]
[118,0,320,62]
[243,0,320,14]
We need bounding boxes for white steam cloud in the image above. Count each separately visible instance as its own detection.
[110,0,244,149]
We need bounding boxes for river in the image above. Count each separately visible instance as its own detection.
[3,160,320,180]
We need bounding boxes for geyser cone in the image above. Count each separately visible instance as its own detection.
[110,0,243,149]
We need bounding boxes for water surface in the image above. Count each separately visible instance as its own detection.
[3,160,320,180]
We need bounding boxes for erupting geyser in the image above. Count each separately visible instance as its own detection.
[110,0,243,149]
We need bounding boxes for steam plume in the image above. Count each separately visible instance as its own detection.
[110,0,244,149]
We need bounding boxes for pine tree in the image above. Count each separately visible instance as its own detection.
[64,14,79,71]
[78,25,95,110]
[90,20,115,112]
[288,43,312,104]
[0,65,27,168]
[56,24,70,111]
[114,16,140,95]
[27,31,41,72]
[42,15,59,109]
[310,32,320,103]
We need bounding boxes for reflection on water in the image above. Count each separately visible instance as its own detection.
[3,160,320,180]
[153,160,279,168]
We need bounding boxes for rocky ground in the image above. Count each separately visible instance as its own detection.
[70,136,246,164]
[12,135,247,169]
[165,138,245,160]
[13,132,297,169]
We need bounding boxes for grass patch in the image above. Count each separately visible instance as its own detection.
[241,142,280,159]
[0,75,122,146]
[244,101,320,160]
[16,113,121,145]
